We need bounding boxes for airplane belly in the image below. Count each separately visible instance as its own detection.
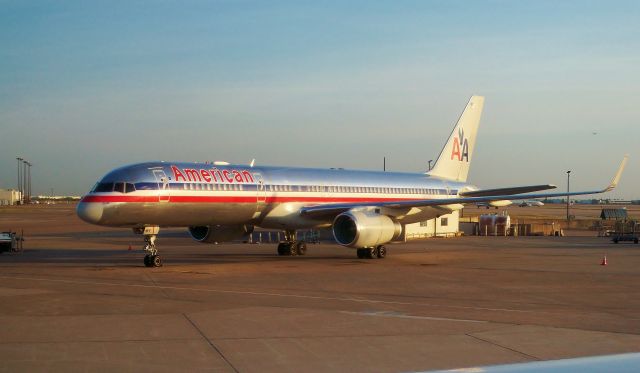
[259,202,329,229]
[101,202,257,227]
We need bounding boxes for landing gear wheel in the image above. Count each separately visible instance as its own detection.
[277,243,291,256]
[295,241,307,256]
[144,255,162,267]
[151,255,162,267]
[376,245,387,259]
[357,249,367,259]
[367,247,378,259]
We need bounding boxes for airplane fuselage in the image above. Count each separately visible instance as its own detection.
[77,161,470,229]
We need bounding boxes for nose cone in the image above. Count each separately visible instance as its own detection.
[77,201,103,225]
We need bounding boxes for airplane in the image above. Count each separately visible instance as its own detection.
[519,200,545,207]
[76,96,628,267]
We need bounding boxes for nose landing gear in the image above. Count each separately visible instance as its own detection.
[134,226,162,267]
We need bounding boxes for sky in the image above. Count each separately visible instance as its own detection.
[1,0,639,198]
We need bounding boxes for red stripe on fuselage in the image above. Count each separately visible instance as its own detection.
[80,194,431,204]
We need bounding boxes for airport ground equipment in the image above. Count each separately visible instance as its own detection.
[0,230,23,253]
[611,220,639,244]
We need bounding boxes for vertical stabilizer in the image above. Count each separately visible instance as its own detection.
[427,95,484,182]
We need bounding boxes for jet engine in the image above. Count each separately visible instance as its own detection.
[332,210,402,248]
[489,200,512,207]
[188,224,254,244]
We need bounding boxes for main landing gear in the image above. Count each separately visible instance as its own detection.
[134,226,162,267]
[356,245,387,259]
[276,230,307,256]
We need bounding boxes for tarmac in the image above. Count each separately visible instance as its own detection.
[1,205,639,372]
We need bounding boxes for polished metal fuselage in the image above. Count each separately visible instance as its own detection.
[77,161,472,229]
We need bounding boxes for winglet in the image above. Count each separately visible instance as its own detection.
[604,155,628,192]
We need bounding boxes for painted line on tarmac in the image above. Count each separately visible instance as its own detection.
[0,274,543,315]
[340,310,487,323]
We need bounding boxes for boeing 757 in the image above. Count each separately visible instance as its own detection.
[77,96,628,267]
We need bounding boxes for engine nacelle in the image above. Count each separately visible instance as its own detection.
[489,200,512,207]
[188,225,254,244]
[332,211,402,248]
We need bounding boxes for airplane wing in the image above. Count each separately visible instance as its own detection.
[460,184,556,197]
[429,352,640,373]
[301,156,627,218]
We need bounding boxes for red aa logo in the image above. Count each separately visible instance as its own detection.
[450,127,469,162]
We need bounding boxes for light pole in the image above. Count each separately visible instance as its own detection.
[16,157,23,204]
[566,170,571,222]
[26,162,32,204]
[22,160,28,204]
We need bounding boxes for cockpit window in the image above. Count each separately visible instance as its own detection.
[93,182,114,192]
[114,182,125,193]
[125,183,136,193]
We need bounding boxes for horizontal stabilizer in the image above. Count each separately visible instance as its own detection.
[460,185,556,197]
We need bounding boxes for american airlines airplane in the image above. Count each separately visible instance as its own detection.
[77,96,628,267]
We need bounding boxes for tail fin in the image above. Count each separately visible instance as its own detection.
[427,95,484,182]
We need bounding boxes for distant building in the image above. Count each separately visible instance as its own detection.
[0,189,22,205]
[403,211,460,239]
[600,208,628,220]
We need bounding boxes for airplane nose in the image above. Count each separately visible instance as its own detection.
[77,202,103,225]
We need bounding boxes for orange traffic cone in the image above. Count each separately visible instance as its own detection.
[601,255,607,266]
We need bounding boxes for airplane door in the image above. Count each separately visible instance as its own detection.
[254,173,267,204]
[152,168,170,203]
[251,172,267,220]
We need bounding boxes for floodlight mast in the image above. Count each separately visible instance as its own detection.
[16,157,23,204]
